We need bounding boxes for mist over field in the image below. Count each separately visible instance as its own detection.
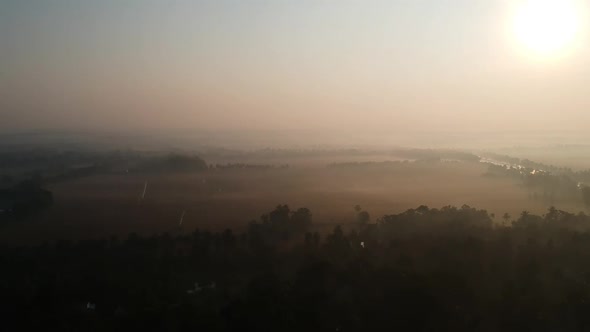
[4,0,590,330]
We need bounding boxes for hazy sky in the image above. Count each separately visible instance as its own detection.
[2,0,590,136]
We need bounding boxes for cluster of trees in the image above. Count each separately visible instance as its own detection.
[484,162,590,208]
[6,204,590,330]
[480,153,571,174]
[248,205,313,249]
[0,149,101,170]
[0,149,211,186]
[0,149,106,186]
[0,178,53,220]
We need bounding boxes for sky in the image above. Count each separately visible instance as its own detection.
[1,0,590,140]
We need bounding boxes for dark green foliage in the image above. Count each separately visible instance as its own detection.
[582,186,590,208]
[6,205,590,330]
[249,205,312,247]
[0,178,53,220]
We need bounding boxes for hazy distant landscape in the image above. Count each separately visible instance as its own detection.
[5,0,590,330]
[4,137,590,330]
[3,140,590,245]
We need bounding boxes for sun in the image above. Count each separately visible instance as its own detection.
[512,0,582,58]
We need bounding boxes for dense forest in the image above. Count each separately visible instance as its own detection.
[4,204,590,331]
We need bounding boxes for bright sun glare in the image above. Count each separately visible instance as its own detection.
[512,0,582,58]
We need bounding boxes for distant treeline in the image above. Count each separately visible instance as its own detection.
[391,149,480,162]
[0,150,209,186]
[328,150,480,168]
[137,154,207,173]
[210,163,289,170]
[5,204,590,330]
[200,147,481,161]
[328,160,425,169]
[328,160,413,169]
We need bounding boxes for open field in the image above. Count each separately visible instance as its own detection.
[2,157,578,245]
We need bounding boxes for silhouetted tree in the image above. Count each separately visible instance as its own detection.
[582,186,590,208]
[7,203,590,330]
[291,208,312,232]
[357,210,370,225]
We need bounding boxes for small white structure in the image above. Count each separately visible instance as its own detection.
[187,282,203,294]
[187,281,216,294]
